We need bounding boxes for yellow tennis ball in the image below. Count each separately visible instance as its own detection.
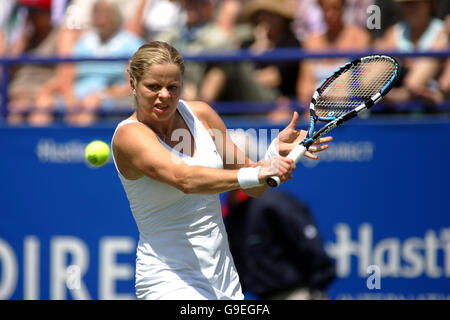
[85,140,110,167]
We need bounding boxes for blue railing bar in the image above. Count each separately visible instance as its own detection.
[183,48,450,62]
[6,99,450,118]
[0,48,449,64]
[1,48,450,118]
[0,55,130,64]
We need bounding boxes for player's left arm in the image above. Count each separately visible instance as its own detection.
[189,100,269,197]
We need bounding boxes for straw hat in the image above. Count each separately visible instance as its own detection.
[244,0,295,22]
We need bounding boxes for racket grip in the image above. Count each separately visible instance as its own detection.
[287,144,308,163]
[266,145,307,188]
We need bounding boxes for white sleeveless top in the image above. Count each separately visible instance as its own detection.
[111,100,243,300]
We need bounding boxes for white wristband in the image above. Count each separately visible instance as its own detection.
[264,138,279,162]
[237,166,263,189]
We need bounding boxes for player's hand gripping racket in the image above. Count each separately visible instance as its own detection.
[266,55,399,187]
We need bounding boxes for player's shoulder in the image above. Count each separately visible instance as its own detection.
[114,118,143,135]
[184,99,214,114]
[183,100,219,123]
[183,99,227,133]
[112,118,155,150]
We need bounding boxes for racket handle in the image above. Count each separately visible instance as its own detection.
[266,145,307,188]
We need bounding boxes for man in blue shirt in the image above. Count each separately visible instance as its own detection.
[29,0,144,126]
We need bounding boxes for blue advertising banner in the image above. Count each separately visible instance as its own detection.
[274,118,450,300]
[0,117,449,300]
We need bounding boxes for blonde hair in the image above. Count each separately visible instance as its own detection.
[128,41,185,85]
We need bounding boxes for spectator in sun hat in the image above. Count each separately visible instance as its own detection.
[167,0,301,114]
[234,0,302,122]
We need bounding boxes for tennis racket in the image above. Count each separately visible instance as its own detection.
[266,54,399,188]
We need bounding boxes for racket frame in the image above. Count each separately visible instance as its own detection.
[266,55,399,187]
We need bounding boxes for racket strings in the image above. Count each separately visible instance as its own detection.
[315,58,396,118]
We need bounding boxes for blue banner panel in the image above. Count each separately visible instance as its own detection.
[0,127,138,300]
[271,118,450,300]
[0,117,449,300]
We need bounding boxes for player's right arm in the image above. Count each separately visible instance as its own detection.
[112,122,294,194]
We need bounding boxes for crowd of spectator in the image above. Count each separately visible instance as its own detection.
[0,0,448,126]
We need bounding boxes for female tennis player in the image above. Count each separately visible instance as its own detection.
[111,41,331,300]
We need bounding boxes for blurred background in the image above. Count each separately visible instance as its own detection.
[0,0,449,300]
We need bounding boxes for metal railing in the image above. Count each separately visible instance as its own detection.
[1,48,450,117]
